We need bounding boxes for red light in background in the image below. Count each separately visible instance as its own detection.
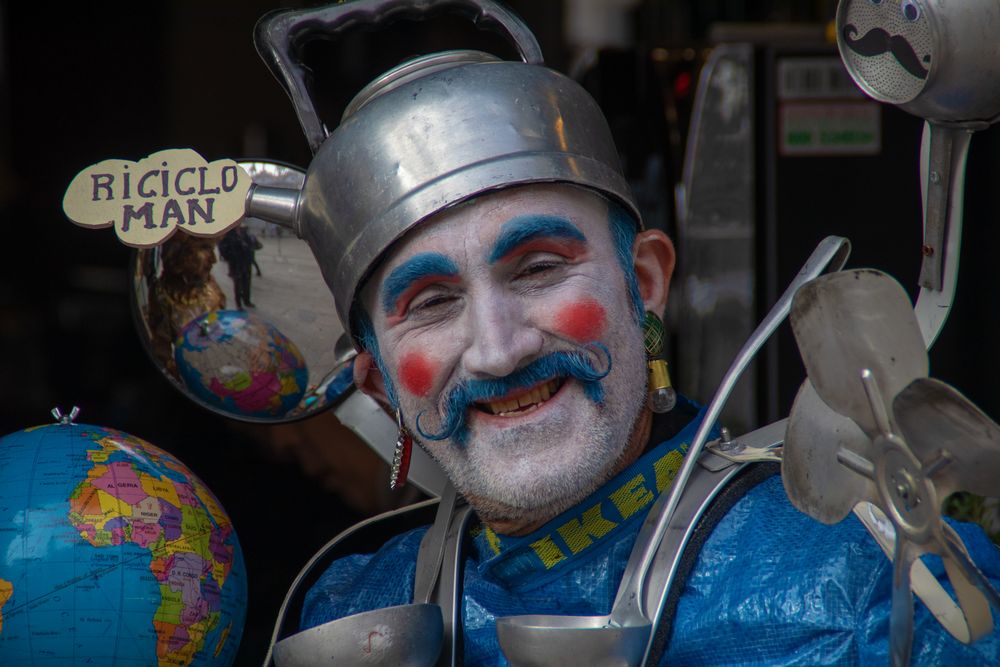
[674,70,692,99]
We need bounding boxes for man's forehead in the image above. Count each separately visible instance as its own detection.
[386,184,607,263]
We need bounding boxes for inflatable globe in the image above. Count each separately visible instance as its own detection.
[174,310,308,419]
[0,421,246,665]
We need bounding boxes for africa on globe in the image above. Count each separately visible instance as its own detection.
[174,310,309,419]
[0,421,247,665]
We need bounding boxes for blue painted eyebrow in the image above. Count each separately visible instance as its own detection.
[486,215,588,264]
[380,252,460,315]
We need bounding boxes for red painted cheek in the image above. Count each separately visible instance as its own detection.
[399,352,438,398]
[553,299,607,343]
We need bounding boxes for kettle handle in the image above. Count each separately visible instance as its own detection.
[255,0,544,154]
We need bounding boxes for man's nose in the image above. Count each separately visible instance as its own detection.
[461,295,543,378]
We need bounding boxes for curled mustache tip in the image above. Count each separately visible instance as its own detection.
[415,409,460,443]
[583,341,613,379]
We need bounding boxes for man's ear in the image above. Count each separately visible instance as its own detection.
[353,351,393,408]
[633,229,676,315]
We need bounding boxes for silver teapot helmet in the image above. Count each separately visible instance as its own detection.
[251,0,639,341]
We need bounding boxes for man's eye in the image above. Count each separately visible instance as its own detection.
[517,260,561,278]
[410,294,456,313]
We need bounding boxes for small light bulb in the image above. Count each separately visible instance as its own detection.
[650,386,677,413]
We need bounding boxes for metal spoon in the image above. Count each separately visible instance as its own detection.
[268,484,459,666]
[496,235,850,667]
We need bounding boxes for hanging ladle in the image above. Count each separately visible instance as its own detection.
[268,483,459,666]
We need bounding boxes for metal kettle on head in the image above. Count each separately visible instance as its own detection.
[245,0,640,343]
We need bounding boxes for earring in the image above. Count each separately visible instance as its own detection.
[643,311,676,413]
[390,408,413,490]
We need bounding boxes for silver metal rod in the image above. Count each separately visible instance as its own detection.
[610,235,851,627]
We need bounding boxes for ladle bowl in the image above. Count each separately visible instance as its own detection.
[272,603,443,666]
[495,615,649,667]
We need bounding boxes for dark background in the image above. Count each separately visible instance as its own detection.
[1,1,997,664]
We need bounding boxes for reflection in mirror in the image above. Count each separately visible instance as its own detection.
[131,161,353,422]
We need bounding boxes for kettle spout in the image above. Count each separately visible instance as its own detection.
[246,184,300,235]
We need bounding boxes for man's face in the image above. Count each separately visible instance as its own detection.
[360,184,650,523]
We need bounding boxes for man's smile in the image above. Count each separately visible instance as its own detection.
[475,378,564,416]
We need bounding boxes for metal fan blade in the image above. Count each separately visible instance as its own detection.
[939,522,999,642]
[893,377,1000,498]
[790,270,928,436]
[783,380,876,524]
[854,502,996,646]
[890,538,917,667]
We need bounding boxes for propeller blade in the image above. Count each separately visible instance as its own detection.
[890,539,917,667]
[783,380,876,523]
[940,522,1000,618]
[790,270,928,436]
[894,377,1000,498]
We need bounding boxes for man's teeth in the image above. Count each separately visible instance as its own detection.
[484,380,559,416]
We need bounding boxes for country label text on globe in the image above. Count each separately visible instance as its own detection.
[0,423,247,665]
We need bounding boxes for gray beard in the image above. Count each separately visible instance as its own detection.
[416,325,648,529]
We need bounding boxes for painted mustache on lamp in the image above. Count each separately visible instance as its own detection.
[842,25,929,80]
[415,344,613,446]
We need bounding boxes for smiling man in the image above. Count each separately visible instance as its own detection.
[258,2,1000,665]
[353,185,671,536]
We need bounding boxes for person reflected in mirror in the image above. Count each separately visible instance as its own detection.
[219,223,256,309]
[147,233,227,375]
[252,232,263,277]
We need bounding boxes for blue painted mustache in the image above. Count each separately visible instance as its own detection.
[842,24,929,80]
[415,344,613,446]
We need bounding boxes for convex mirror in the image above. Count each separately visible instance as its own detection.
[130,161,354,423]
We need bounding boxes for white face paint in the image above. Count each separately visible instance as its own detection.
[361,184,648,525]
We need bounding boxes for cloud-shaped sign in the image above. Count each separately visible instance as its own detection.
[63,148,252,248]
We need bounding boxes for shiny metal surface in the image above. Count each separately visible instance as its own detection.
[245,184,299,232]
[131,161,349,424]
[789,270,927,437]
[301,56,638,336]
[639,454,754,665]
[413,484,458,604]
[836,0,1000,299]
[279,486,459,667]
[675,44,757,435]
[894,377,1000,499]
[263,497,440,667]
[837,0,1000,123]
[255,0,544,154]
[915,124,971,291]
[913,121,971,341]
[784,268,1000,667]
[496,616,649,667]
[783,381,873,524]
[435,503,476,667]
[251,0,637,339]
[333,388,447,497]
[272,603,443,666]
[609,236,848,629]
[706,418,786,464]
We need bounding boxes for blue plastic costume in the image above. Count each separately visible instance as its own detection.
[302,401,1000,665]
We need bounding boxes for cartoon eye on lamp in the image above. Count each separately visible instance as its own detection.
[836,0,1000,344]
